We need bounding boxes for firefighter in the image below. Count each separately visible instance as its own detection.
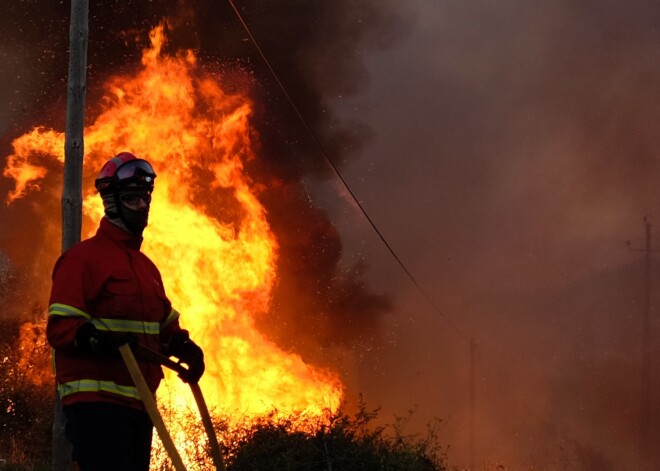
[47,152,205,471]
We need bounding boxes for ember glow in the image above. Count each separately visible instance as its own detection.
[4,20,343,432]
[16,321,50,388]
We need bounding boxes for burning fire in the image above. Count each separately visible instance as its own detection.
[3,20,343,446]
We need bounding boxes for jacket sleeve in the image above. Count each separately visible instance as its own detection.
[155,269,184,343]
[46,248,97,350]
[160,306,183,343]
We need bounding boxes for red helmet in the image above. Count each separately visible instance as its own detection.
[95,152,156,193]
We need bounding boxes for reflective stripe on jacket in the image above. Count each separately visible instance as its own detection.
[47,217,183,410]
[49,303,180,335]
[58,379,141,401]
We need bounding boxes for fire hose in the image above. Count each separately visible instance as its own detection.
[119,344,226,471]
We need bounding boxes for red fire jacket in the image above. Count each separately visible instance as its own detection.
[47,217,182,410]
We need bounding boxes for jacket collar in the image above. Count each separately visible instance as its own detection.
[98,217,143,250]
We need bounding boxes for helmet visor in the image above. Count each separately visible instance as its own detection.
[115,159,156,186]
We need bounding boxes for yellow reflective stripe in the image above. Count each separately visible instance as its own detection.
[48,304,159,335]
[91,318,160,335]
[160,308,180,330]
[57,379,141,401]
[49,303,91,320]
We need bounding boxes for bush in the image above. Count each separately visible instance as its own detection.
[150,400,447,471]
[225,403,447,471]
[0,317,53,470]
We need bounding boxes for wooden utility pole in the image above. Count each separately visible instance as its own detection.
[628,217,656,470]
[62,0,89,252]
[52,1,89,470]
[469,337,477,471]
[639,217,653,471]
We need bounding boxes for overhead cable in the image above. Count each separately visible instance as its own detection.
[227,0,468,342]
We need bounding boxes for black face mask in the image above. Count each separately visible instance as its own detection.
[120,205,149,235]
[115,189,152,236]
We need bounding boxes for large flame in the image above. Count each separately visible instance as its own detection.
[4,22,343,438]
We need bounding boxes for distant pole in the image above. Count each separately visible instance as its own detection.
[469,337,477,471]
[639,217,652,471]
[52,1,89,470]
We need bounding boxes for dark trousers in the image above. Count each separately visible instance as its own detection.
[63,402,153,471]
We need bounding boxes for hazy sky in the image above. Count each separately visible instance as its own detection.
[311,0,660,468]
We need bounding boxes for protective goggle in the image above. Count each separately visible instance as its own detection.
[114,159,156,185]
[96,159,157,193]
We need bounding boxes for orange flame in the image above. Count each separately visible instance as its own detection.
[2,127,64,203]
[16,321,51,388]
[4,21,343,434]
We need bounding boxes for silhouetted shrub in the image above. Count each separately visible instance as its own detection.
[0,316,52,470]
[225,403,447,471]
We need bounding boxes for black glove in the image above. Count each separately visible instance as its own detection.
[74,322,136,357]
[167,330,205,384]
